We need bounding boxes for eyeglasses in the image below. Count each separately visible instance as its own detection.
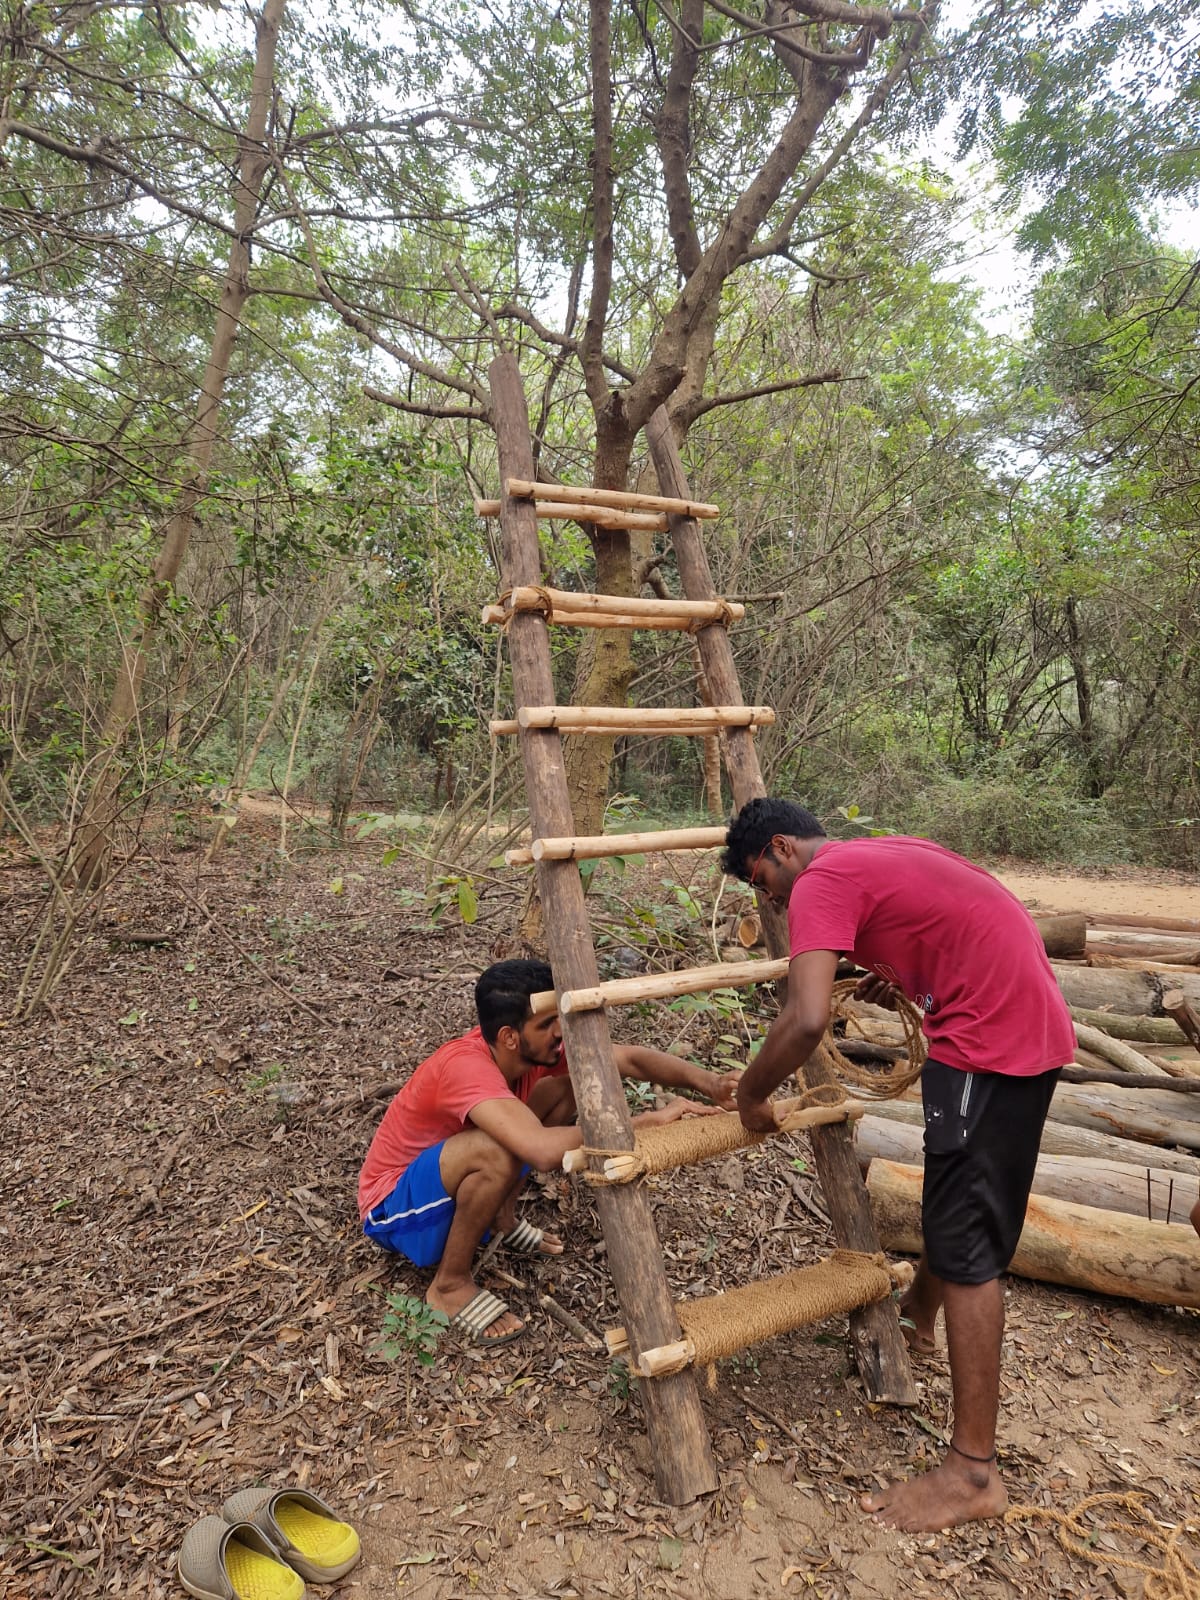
[748,840,772,889]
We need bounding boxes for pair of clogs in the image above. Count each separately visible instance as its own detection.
[178,1487,360,1599]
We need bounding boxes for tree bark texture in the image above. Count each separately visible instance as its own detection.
[867,1160,1200,1310]
[857,1088,1200,1177]
[1070,1008,1189,1046]
[1035,913,1087,959]
[489,355,717,1505]
[1051,961,1200,1016]
[854,1119,1200,1226]
[646,406,917,1408]
[71,0,287,888]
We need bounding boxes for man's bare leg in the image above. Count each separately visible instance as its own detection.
[426,1130,525,1340]
[899,1255,943,1356]
[862,1277,1008,1532]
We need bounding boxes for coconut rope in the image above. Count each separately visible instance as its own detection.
[1007,1494,1200,1600]
[619,1250,897,1377]
[826,977,927,1100]
[572,986,926,1184]
[576,1083,856,1183]
[674,1250,894,1361]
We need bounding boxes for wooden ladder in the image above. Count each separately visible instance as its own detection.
[484,353,915,1504]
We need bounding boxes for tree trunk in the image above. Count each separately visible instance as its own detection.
[867,1159,1200,1309]
[71,0,286,888]
[855,1121,1200,1225]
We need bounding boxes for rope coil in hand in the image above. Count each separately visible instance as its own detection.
[826,977,926,1100]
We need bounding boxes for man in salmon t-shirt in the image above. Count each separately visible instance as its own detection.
[722,798,1074,1535]
[359,959,736,1346]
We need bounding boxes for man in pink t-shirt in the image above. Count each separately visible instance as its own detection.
[359,959,736,1346]
[723,798,1073,1536]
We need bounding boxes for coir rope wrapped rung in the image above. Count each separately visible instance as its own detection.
[604,1250,897,1377]
[563,1089,865,1181]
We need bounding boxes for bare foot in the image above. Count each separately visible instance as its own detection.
[861,1450,1008,1532]
[898,1293,937,1357]
[426,1280,524,1342]
[898,1316,937,1357]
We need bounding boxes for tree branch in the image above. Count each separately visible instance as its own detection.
[582,0,616,417]
[675,369,851,426]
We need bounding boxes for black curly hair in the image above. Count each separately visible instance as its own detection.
[721,797,825,880]
[475,959,554,1043]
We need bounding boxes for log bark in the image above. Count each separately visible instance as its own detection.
[1087,912,1200,935]
[1088,939,1200,963]
[1072,1022,1168,1077]
[491,356,716,1505]
[1087,931,1200,961]
[647,408,916,1408]
[1051,961,1200,1015]
[1031,1079,1200,1149]
[867,1160,1200,1309]
[1070,1008,1188,1046]
[1034,913,1087,959]
[1163,989,1200,1052]
[860,1094,1200,1176]
[1087,953,1200,974]
[855,1120,1200,1225]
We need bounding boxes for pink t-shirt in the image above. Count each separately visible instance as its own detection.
[357,1027,568,1218]
[787,837,1074,1077]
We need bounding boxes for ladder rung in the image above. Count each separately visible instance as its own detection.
[504,478,720,520]
[489,705,773,738]
[562,1098,867,1178]
[476,497,668,532]
[530,957,789,1015]
[484,604,700,632]
[482,586,744,630]
[505,825,727,866]
[604,1252,899,1376]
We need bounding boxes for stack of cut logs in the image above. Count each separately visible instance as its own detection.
[818,906,1200,1310]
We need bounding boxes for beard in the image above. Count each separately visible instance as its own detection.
[518,1031,562,1069]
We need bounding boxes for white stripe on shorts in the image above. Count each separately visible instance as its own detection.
[368,1192,453,1228]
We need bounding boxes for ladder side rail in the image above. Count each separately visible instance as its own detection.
[489,355,719,1503]
[645,406,918,1408]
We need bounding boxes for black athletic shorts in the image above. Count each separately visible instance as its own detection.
[921,1059,1061,1285]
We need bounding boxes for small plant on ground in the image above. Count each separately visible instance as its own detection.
[378,1293,449,1417]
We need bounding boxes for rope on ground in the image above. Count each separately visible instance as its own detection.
[1006,1494,1200,1600]
[826,978,926,1100]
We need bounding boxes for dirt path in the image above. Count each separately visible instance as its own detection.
[992,864,1198,921]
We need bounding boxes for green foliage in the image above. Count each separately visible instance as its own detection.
[378,1294,449,1369]
[944,1,1200,256]
[427,873,479,927]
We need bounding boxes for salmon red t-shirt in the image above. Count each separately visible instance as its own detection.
[357,1027,569,1219]
[787,836,1074,1077]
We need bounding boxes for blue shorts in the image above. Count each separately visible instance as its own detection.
[363,1142,455,1268]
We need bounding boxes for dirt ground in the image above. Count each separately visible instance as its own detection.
[1,810,1198,1600]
